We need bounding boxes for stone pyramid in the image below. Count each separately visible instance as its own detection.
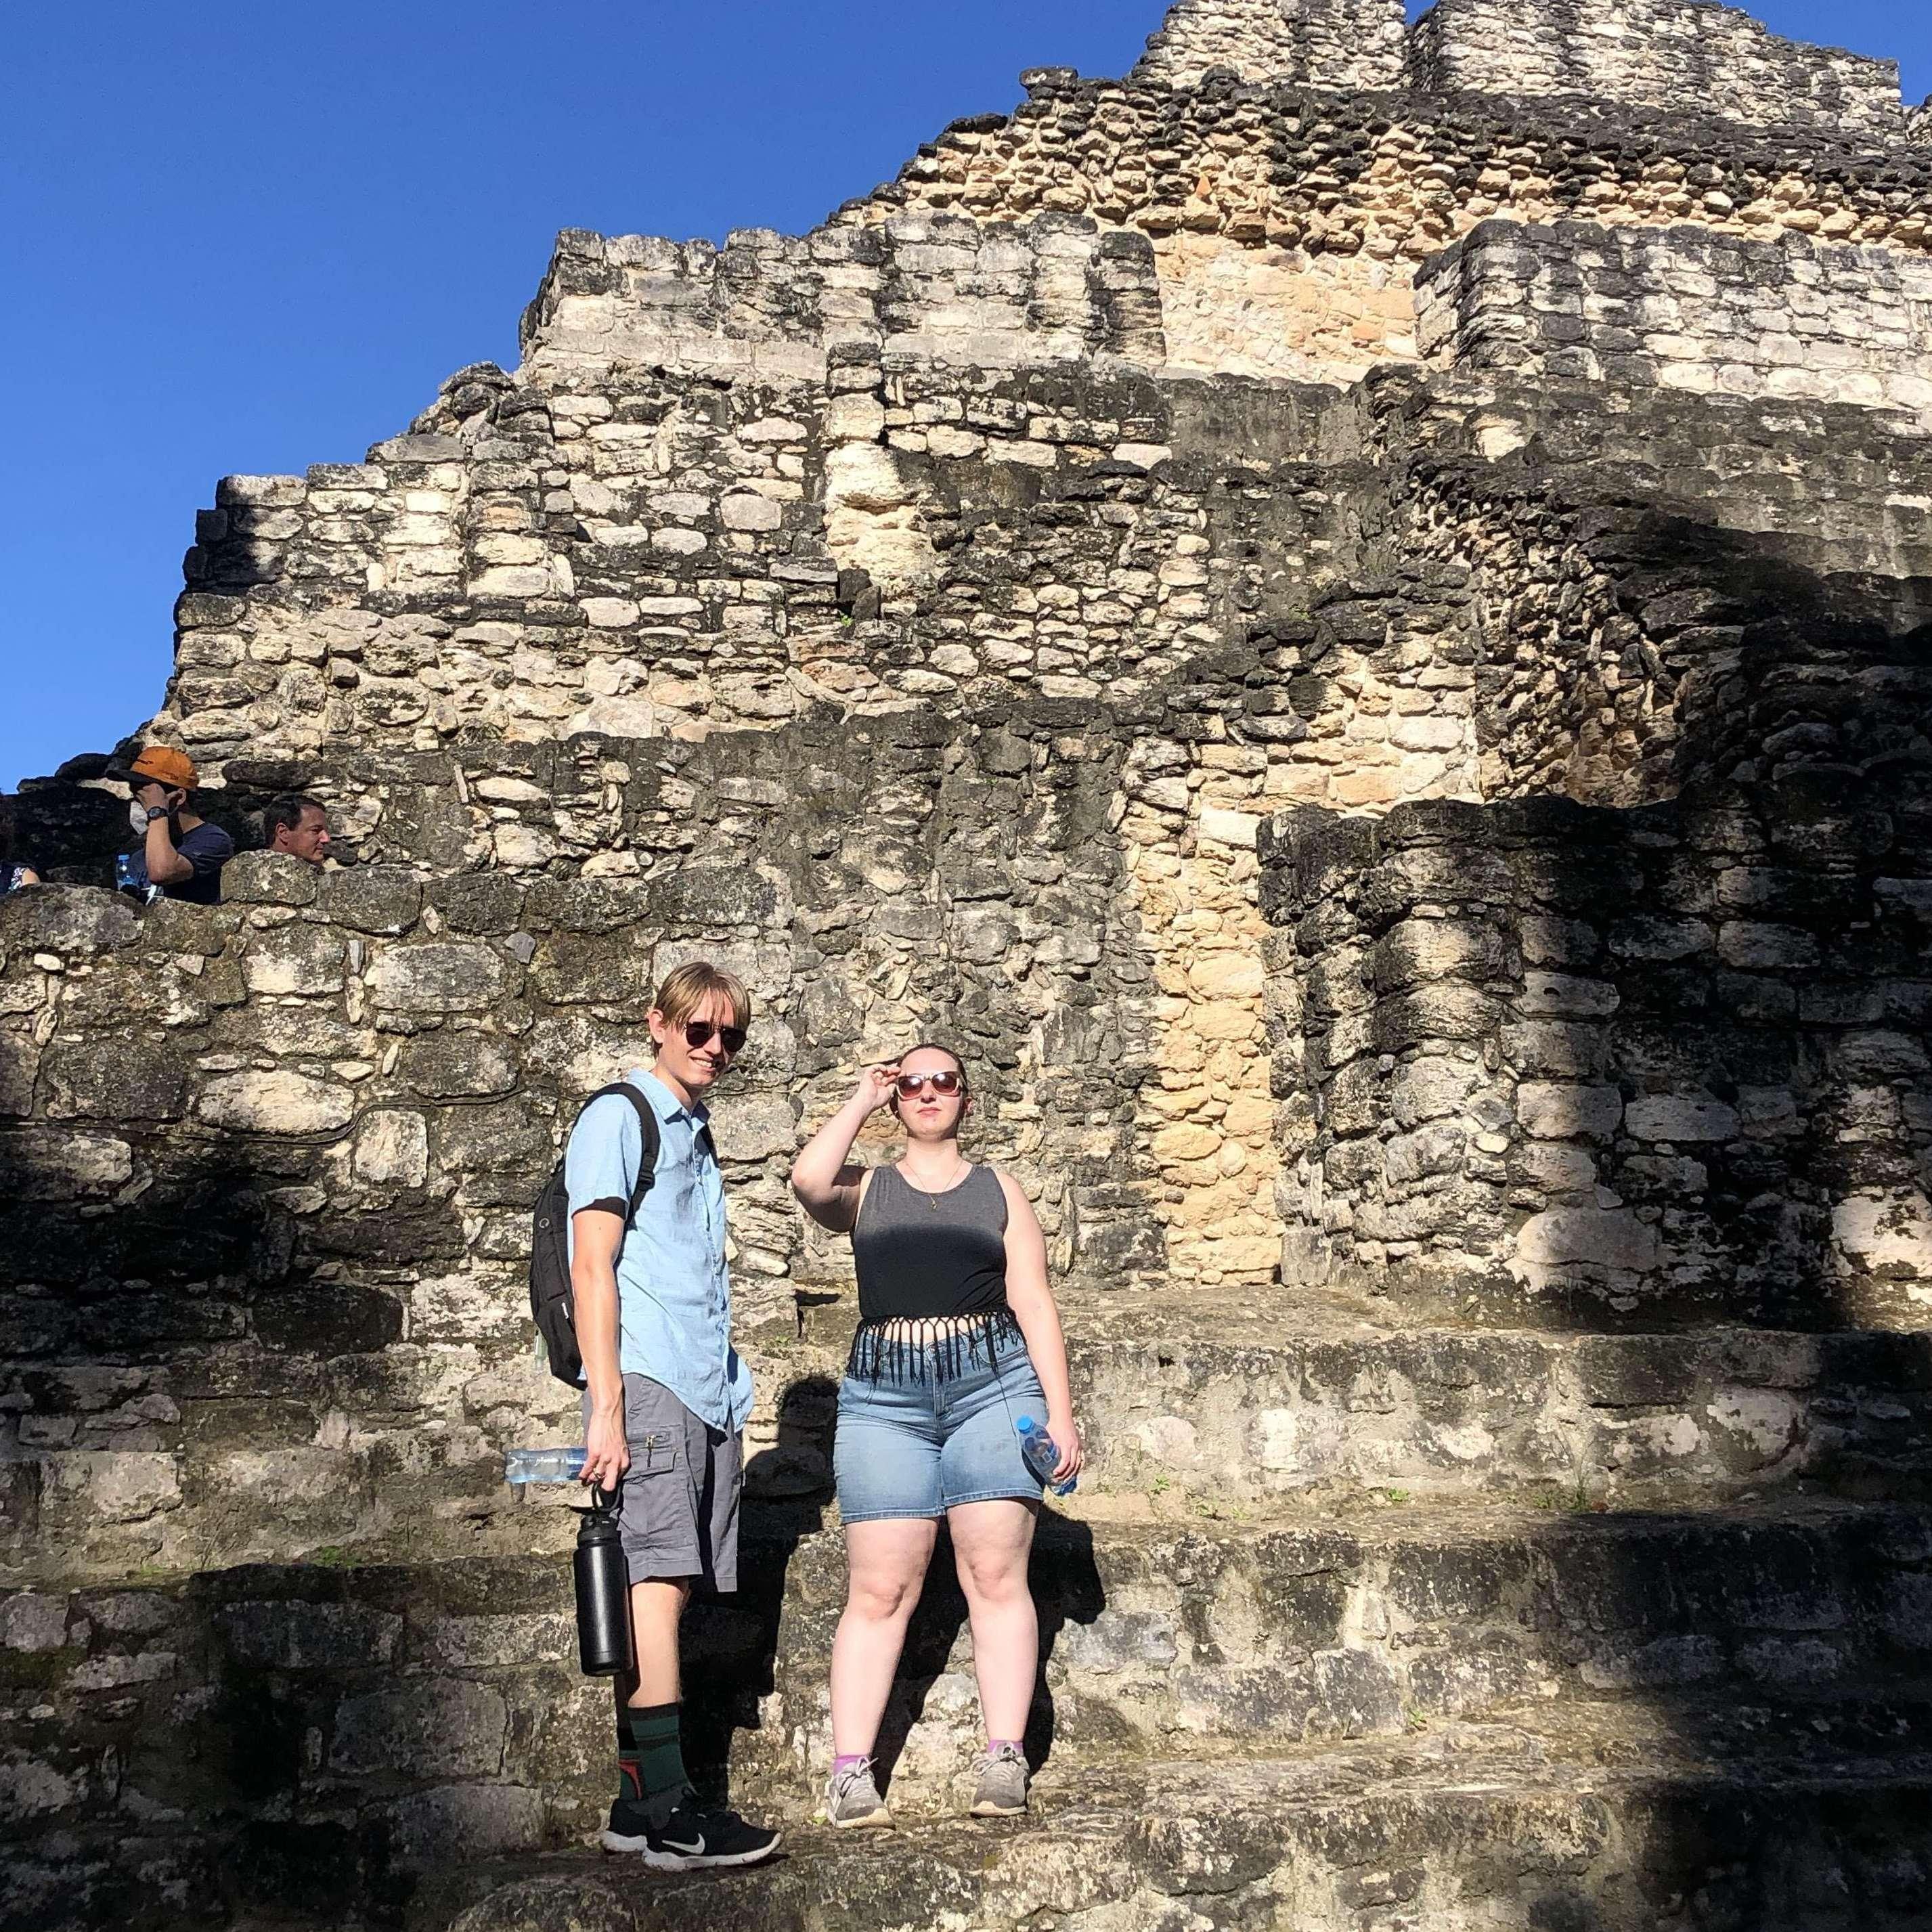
[4,0,1932,1926]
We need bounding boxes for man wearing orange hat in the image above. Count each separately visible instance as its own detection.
[112,747,235,906]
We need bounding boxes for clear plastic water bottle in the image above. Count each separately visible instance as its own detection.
[1015,1416,1076,1497]
[503,1446,588,1485]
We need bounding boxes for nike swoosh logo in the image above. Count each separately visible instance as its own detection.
[661,1836,706,1855]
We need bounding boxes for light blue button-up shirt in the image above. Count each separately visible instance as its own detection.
[564,1068,753,1435]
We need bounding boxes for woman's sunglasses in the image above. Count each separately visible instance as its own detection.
[895,1070,964,1099]
[683,1020,747,1055]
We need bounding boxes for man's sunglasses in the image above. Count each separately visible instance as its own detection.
[683,1020,747,1055]
[895,1071,964,1099]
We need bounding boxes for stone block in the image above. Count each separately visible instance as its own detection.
[0,890,138,957]
[366,942,516,1013]
[41,1040,189,1122]
[321,867,425,936]
[1388,1057,1479,1129]
[434,1097,552,1173]
[380,1784,544,1868]
[41,1451,181,1524]
[243,925,347,996]
[1624,1095,1741,1144]
[1501,1022,1606,1080]
[1516,1082,1623,1141]
[706,1091,797,1161]
[0,1031,39,1116]
[196,1069,354,1137]
[1516,1208,1659,1273]
[1610,917,1711,962]
[1061,1610,1180,1675]
[1718,921,1822,971]
[1199,808,1262,848]
[1833,1191,1932,1277]
[354,1110,431,1188]
[1516,974,1619,1019]
[217,1600,397,1677]
[331,1679,508,1779]
[0,1128,133,1198]
[1,1594,74,1652]
[223,851,319,907]
[424,1612,575,1669]
[399,1033,520,1099]
[720,491,784,531]
[0,1752,85,1820]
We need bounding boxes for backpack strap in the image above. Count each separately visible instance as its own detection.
[584,1081,662,1231]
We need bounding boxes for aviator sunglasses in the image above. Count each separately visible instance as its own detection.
[895,1070,965,1099]
[682,1019,747,1055]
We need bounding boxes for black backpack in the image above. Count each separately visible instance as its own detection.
[529,1082,661,1386]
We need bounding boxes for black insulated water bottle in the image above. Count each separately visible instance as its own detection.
[574,1487,632,1677]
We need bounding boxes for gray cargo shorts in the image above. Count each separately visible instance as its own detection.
[584,1375,742,1591]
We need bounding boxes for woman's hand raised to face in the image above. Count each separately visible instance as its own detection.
[852,1062,902,1117]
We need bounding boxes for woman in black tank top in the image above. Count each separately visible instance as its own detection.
[792,1044,1082,1829]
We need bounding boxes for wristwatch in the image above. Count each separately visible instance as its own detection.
[145,807,171,824]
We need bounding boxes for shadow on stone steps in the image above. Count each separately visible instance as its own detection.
[405,1712,1932,1932]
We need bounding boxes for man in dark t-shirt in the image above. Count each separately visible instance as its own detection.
[113,747,236,906]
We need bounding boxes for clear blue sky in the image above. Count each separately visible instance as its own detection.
[2,1,1925,791]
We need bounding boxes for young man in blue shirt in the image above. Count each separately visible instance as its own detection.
[568,961,779,1870]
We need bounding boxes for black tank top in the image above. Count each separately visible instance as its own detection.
[852,1164,1010,1323]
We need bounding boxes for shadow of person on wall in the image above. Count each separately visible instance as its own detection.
[682,1373,837,1810]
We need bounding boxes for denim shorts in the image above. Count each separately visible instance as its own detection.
[835,1323,1049,1524]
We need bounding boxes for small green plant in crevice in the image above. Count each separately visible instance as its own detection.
[307,1545,357,1569]
[1375,1487,1411,1506]
[1190,1495,1251,1524]
[1404,1705,1430,1735]
[1566,1470,1606,1515]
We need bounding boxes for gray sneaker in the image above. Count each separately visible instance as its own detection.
[827,1757,892,1830]
[969,1742,1029,1818]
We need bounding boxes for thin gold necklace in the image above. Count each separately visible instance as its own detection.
[901,1157,969,1208]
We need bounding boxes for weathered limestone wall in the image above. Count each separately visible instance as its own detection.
[519,214,1167,381]
[1263,747,1932,1330]
[164,360,1355,767]
[848,66,1932,391]
[1135,0,1407,91]
[866,68,1932,263]
[0,862,795,1588]
[12,683,1397,1572]
[10,5,1932,1924]
[1364,375,1932,810]
[174,365,1932,835]
[1409,0,1904,144]
[1418,219,1932,423]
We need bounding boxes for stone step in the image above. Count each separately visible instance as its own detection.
[718,1498,1932,1821]
[778,1294,1932,1514]
[12,1500,1926,1878]
[1057,1314,1932,1510]
[12,1310,1929,1594]
[406,1703,1932,1932]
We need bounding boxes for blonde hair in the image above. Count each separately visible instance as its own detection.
[653,961,752,1030]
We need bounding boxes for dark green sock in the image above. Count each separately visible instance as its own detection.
[619,1703,691,1824]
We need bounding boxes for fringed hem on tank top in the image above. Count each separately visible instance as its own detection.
[846,1308,1024,1384]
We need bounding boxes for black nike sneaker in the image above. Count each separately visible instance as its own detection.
[602,1797,782,1870]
